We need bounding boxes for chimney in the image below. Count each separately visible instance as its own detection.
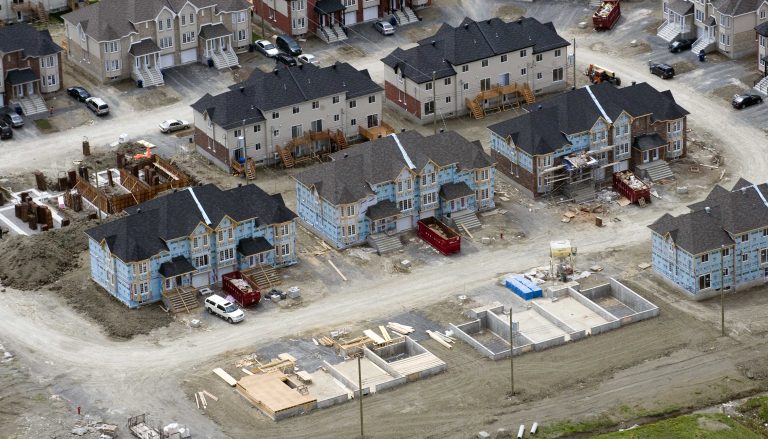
[332,64,337,69]
[274,69,279,75]
[705,206,711,214]
[238,183,242,187]
[538,104,543,111]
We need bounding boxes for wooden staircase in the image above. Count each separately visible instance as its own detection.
[245,158,257,180]
[331,129,348,150]
[521,84,535,105]
[162,286,199,313]
[278,146,295,168]
[466,97,485,119]
[243,265,281,290]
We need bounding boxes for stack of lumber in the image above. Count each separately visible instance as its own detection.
[316,336,335,347]
[386,322,414,336]
[363,329,386,344]
[426,330,456,349]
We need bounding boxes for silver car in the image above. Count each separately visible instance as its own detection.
[159,119,190,133]
[374,20,395,36]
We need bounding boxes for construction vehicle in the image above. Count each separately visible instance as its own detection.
[592,0,621,30]
[585,64,621,86]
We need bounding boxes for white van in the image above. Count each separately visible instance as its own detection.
[204,295,244,323]
[85,97,110,116]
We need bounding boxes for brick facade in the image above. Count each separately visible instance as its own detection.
[384,80,421,118]
[195,127,230,167]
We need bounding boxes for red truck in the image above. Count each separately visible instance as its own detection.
[593,0,620,30]
[613,171,651,206]
[222,271,261,307]
[417,217,461,256]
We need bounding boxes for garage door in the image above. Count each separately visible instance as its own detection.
[180,48,196,64]
[192,272,209,288]
[344,11,357,26]
[396,216,411,232]
[363,6,377,22]
[160,53,175,69]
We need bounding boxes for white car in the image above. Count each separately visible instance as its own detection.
[85,97,109,116]
[159,119,190,133]
[297,54,319,65]
[255,39,279,57]
[205,295,245,324]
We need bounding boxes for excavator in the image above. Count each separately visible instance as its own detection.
[585,64,622,86]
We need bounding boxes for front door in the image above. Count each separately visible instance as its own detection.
[652,148,660,161]
[708,25,716,39]
[13,84,23,98]
[367,114,378,128]
[135,57,141,69]
[27,83,34,95]
[642,150,650,163]
[221,37,228,51]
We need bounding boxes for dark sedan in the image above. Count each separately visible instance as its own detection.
[275,53,297,67]
[731,94,763,109]
[67,86,91,102]
[668,38,695,53]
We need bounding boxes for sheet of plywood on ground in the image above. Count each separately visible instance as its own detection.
[514,309,569,343]
[332,357,394,389]
[533,297,610,331]
[212,368,237,386]
[389,353,446,376]
[236,372,317,419]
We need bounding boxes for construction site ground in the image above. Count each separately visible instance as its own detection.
[1,0,768,437]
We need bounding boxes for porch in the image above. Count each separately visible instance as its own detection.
[129,39,164,87]
[314,0,348,43]
[465,83,534,120]
[358,120,394,141]
[6,69,47,116]
[277,129,348,168]
[657,0,693,42]
[200,23,239,69]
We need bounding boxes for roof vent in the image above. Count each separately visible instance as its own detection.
[431,40,436,46]
[273,69,279,75]
[238,183,242,187]
[487,19,492,24]
[137,208,141,214]
[343,153,348,158]
[741,187,748,194]
[239,86,245,93]
[463,23,469,29]
[631,81,636,86]
[517,17,523,24]
[439,128,444,133]
[401,128,406,133]
[332,64,337,69]
[705,206,711,214]
[538,104,543,111]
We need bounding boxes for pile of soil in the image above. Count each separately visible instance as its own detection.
[0,220,92,290]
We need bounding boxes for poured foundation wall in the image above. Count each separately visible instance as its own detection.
[580,279,660,324]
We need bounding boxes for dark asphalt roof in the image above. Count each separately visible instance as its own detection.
[633,134,667,151]
[315,0,345,14]
[237,236,273,256]
[756,21,768,37]
[668,0,694,15]
[366,200,401,220]
[295,130,495,205]
[649,179,768,253]
[5,69,38,85]
[199,23,231,39]
[192,62,382,129]
[381,17,568,83]
[159,256,196,277]
[440,182,474,200]
[85,184,296,262]
[489,82,688,156]
[129,38,160,56]
[711,0,760,16]
[0,23,62,57]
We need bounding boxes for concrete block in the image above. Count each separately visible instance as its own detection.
[477,431,491,439]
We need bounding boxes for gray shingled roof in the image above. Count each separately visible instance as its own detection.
[295,130,495,205]
[668,0,694,15]
[633,134,667,151]
[440,182,474,200]
[0,23,62,57]
[366,200,400,220]
[489,82,688,156]
[381,17,568,83]
[711,0,760,16]
[191,62,382,129]
[85,184,296,262]
[315,0,345,14]
[649,179,768,254]
[5,69,38,85]
[63,0,250,41]
[199,23,231,39]
[756,21,768,37]
[237,236,273,256]
[159,256,196,277]
[129,38,160,56]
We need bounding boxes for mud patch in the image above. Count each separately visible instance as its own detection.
[712,84,743,102]
[671,60,696,75]
[496,5,526,21]
[336,46,365,58]
[125,87,182,111]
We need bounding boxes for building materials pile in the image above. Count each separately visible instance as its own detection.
[505,275,543,300]
[13,192,54,231]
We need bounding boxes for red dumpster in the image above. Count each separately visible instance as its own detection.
[417,217,461,256]
[593,0,620,30]
[222,271,261,307]
[613,171,651,206]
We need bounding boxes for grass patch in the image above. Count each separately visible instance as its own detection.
[252,31,263,42]
[33,118,57,133]
[592,414,762,438]
[739,396,768,422]
[539,415,616,438]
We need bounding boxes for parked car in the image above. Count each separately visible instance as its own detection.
[1,111,24,128]
[0,120,12,140]
[731,94,763,109]
[254,39,279,57]
[204,295,244,323]
[275,53,297,67]
[275,34,302,56]
[649,62,675,79]
[668,38,695,53]
[67,86,91,102]
[374,20,395,36]
[297,54,319,65]
[159,119,190,133]
[85,97,109,116]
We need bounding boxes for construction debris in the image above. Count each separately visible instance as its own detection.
[426,330,454,349]
[363,329,386,344]
[328,259,347,281]
[387,322,414,335]
[202,390,218,401]
[638,262,652,270]
[212,368,237,387]
[379,325,391,341]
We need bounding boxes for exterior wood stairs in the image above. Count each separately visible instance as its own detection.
[162,286,199,313]
[279,146,295,168]
[243,265,281,290]
[754,76,768,95]
[636,160,675,182]
[368,233,403,255]
[331,129,348,149]
[466,96,485,119]
[450,210,482,231]
[521,86,535,104]
[566,182,597,204]
[211,49,239,69]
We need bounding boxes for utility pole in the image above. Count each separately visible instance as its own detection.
[432,71,437,135]
[720,245,725,337]
[357,354,364,438]
[572,38,576,89]
[509,307,514,396]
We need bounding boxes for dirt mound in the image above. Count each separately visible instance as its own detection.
[0,220,93,290]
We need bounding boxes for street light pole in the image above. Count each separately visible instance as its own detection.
[432,71,437,135]
[509,307,514,396]
[720,244,725,337]
[357,354,364,438]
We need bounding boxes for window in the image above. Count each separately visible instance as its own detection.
[47,75,56,86]
[346,224,357,237]
[219,248,235,263]
[254,143,261,150]
[398,199,413,211]
[253,124,261,133]
[104,41,119,53]
[42,55,55,68]
[293,106,300,114]
[555,49,562,57]
[480,78,490,91]
[397,181,403,193]
[291,124,303,138]
[333,96,340,104]
[272,111,279,119]
[671,140,682,152]
[159,36,174,49]
[292,17,306,28]
[720,33,730,46]
[742,253,749,262]
[137,261,148,274]
[476,168,489,181]
[763,228,768,237]
[189,13,195,24]
[273,129,279,137]
[182,31,196,43]
[105,59,121,72]
[761,10,767,19]
[536,72,542,80]
[234,128,242,138]
[166,18,172,29]
[700,254,709,263]
[481,59,489,67]
[742,233,749,242]
[442,78,451,87]
[760,248,768,264]
[617,142,630,155]
[345,205,356,217]
[181,14,186,26]
[334,114,340,122]
[158,19,164,31]
[280,243,291,256]
[463,83,469,90]
[425,82,432,91]
[349,100,357,108]
[535,53,542,62]
[235,11,246,23]
[292,0,306,10]
[500,54,507,63]
[350,118,356,126]
[722,247,731,256]
[217,228,233,242]
[445,96,451,103]
[695,9,704,22]
[369,95,376,103]
[424,101,434,115]
[312,101,319,109]
[238,29,246,41]
[423,192,437,205]
[698,274,711,290]
[668,120,682,132]
[553,67,564,82]
[421,172,436,186]
[520,49,527,57]
[520,67,527,76]
[720,14,730,28]
[462,65,469,72]
[269,8,275,20]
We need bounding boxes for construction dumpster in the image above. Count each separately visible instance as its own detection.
[593,0,620,30]
[222,271,261,307]
[613,171,651,206]
[504,275,543,301]
[417,217,461,256]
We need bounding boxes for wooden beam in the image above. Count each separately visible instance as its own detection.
[212,368,237,386]
[328,260,347,281]
[363,329,385,344]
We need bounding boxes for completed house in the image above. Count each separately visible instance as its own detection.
[294,130,495,250]
[488,82,689,200]
[0,23,63,115]
[191,62,383,171]
[658,0,767,58]
[0,0,69,23]
[649,178,768,299]
[253,0,429,43]
[755,21,768,93]
[380,17,570,124]
[63,0,251,87]
[85,183,298,308]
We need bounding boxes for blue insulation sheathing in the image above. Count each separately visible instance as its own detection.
[505,276,543,300]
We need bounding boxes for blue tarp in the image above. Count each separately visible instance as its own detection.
[505,275,543,301]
